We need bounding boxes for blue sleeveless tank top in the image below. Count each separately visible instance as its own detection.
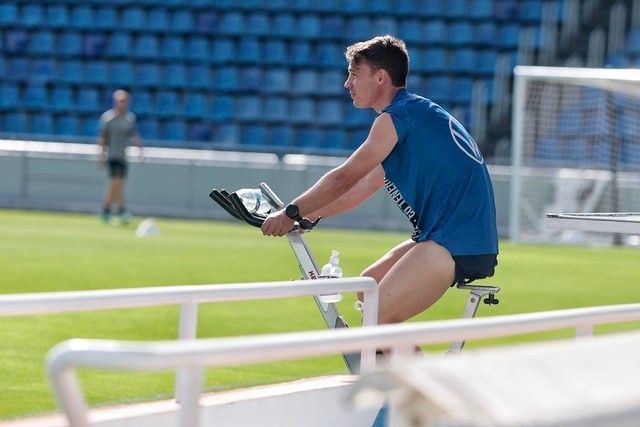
[381,89,498,256]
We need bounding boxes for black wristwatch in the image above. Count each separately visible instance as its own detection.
[285,203,302,221]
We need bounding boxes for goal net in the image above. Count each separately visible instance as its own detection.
[509,66,640,244]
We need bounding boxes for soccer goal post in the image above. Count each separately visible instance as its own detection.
[509,66,640,243]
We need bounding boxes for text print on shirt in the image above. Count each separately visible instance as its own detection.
[449,115,484,164]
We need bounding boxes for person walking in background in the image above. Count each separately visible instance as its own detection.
[98,89,142,224]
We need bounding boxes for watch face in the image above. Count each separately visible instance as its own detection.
[286,204,299,219]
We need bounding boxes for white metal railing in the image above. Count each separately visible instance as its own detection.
[47,303,640,427]
[0,278,379,406]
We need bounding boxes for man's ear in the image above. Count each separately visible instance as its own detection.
[376,69,386,85]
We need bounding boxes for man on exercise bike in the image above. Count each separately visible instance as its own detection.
[261,35,498,327]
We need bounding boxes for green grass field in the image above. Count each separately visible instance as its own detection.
[1,209,640,419]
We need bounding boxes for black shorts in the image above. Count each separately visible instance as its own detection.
[452,253,497,286]
[108,160,128,178]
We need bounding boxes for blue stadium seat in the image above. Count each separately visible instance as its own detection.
[136,63,161,87]
[155,91,180,117]
[448,21,474,46]
[519,0,543,23]
[477,50,498,75]
[423,48,448,73]
[297,14,321,39]
[0,83,19,110]
[290,100,315,124]
[58,32,82,57]
[272,13,295,37]
[445,0,467,18]
[343,0,367,14]
[84,61,109,85]
[450,48,477,74]
[77,88,100,113]
[6,58,29,82]
[31,113,54,136]
[28,31,54,55]
[246,12,270,35]
[235,96,263,121]
[321,16,345,39]
[0,3,17,26]
[289,42,313,67]
[319,70,346,95]
[183,93,209,119]
[240,125,267,147]
[296,128,322,150]
[186,37,209,62]
[347,17,373,40]
[316,0,342,12]
[2,112,27,134]
[147,8,170,32]
[211,95,234,122]
[345,105,375,127]
[317,100,343,125]
[23,85,48,111]
[237,37,261,64]
[425,76,452,104]
[31,59,55,83]
[5,30,29,54]
[470,0,494,19]
[83,33,106,57]
[321,128,347,151]
[218,12,245,35]
[55,115,79,136]
[211,38,235,64]
[626,28,640,56]
[187,121,211,142]
[46,4,69,28]
[316,43,343,68]
[621,142,640,168]
[194,9,217,34]
[134,35,159,59]
[267,125,294,147]
[138,118,159,140]
[451,77,473,104]
[212,123,239,145]
[423,20,448,45]
[346,128,369,150]
[263,0,289,11]
[58,60,83,84]
[213,67,239,91]
[107,33,132,58]
[131,90,152,115]
[21,4,43,28]
[82,116,99,137]
[186,64,211,88]
[292,70,319,95]
[398,19,423,44]
[163,63,187,88]
[474,22,497,46]
[263,68,290,94]
[110,62,134,86]
[122,7,146,31]
[171,10,193,33]
[239,67,263,92]
[373,17,397,35]
[160,36,184,61]
[498,23,520,48]
[495,0,519,20]
[70,5,94,30]
[95,6,117,30]
[263,97,289,122]
[161,120,187,142]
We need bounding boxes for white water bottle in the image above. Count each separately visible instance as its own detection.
[318,250,343,304]
[235,188,271,216]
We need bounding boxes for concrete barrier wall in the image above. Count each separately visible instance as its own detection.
[0,141,511,236]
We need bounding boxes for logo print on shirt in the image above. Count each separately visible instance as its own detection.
[449,116,483,164]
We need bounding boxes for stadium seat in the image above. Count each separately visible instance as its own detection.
[296,14,321,39]
[23,85,48,111]
[267,125,294,147]
[95,6,117,30]
[110,62,134,86]
[246,12,270,35]
[451,77,473,104]
[239,67,263,92]
[272,13,295,37]
[423,20,448,45]
[296,128,322,150]
[186,37,209,62]
[6,58,28,82]
[194,9,217,34]
[5,30,29,54]
[82,116,98,137]
[186,64,211,89]
[161,120,187,142]
[58,32,82,57]
[237,37,261,64]
[290,99,315,124]
[398,19,423,44]
[321,128,347,151]
[171,10,193,33]
[218,12,245,35]
[147,8,170,32]
[122,7,146,31]
[317,100,343,125]
[211,38,235,64]
[160,36,184,61]
[477,50,498,75]
[107,33,132,58]
[212,123,239,145]
[320,15,345,39]
[289,42,313,67]
[344,0,368,14]
[77,88,100,113]
[519,0,544,23]
[46,4,69,28]
[470,0,494,19]
[423,48,448,73]
[21,4,43,28]
[187,121,211,142]
[55,115,79,136]
[3,112,27,134]
[210,95,235,122]
[0,3,18,26]
[28,31,54,55]
[213,67,239,91]
[474,22,498,46]
[292,70,319,95]
[235,95,263,121]
[316,43,343,68]
[31,113,54,136]
[263,68,290,94]
[57,60,83,84]
[134,35,160,59]
[626,28,640,56]
[183,93,209,119]
[163,63,187,88]
[345,105,375,127]
[450,48,477,74]
[373,17,397,35]
[263,97,289,122]
[31,59,55,83]
[155,91,180,117]
[425,76,452,105]
[240,124,267,146]
[347,17,373,40]
[83,33,106,57]
[138,118,159,140]
[498,23,521,48]
[84,61,109,85]
[346,128,369,150]
[0,83,19,110]
[448,21,474,46]
[69,5,94,30]
[495,0,519,20]
[319,70,346,95]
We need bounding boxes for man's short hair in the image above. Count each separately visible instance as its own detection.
[345,35,409,87]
